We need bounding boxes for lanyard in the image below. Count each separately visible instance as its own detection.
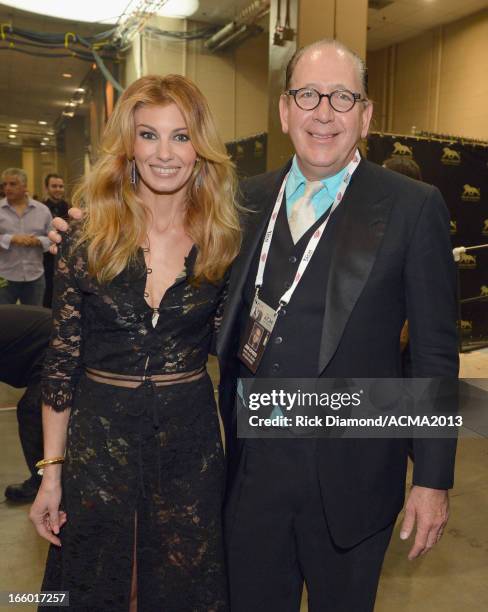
[254,150,361,308]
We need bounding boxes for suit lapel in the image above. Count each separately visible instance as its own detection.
[216,164,291,361]
[318,160,393,374]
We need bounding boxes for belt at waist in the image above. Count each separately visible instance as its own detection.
[85,366,206,388]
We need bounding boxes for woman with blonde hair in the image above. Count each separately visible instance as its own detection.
[30,74,241,611]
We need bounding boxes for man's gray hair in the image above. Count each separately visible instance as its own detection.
[285,38,368,96]
[1,167,28,185]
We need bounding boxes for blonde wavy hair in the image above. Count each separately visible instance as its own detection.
[72,74,241,283]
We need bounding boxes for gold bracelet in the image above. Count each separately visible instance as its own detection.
[35,457,65,469]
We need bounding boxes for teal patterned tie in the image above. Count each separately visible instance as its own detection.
[288,180,324,244]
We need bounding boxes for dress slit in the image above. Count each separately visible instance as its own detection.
[130,513,138,612]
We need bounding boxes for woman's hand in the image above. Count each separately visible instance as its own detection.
[29,476,67,547]
[48,208,83,255]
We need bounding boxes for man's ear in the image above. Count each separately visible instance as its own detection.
[361,100,374,139]
[279,94,290,135]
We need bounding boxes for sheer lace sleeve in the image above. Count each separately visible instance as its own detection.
[42,230,85,411]
[210,270,230,356]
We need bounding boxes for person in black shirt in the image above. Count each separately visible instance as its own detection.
[43,174,69,221]
[0,305,51,501]
[43,174,69,308]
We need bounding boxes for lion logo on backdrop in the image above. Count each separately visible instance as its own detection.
[480,286,488,297]
[392,142,413,157]
[254,140,264,158]
[459,320,473,332]
[441,147,461,165]
[461,184,481,202]
[450,220,457,234]
[482,219,488,235]
[458,253,477,268]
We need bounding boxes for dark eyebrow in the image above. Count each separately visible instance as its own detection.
[135,124,189,133]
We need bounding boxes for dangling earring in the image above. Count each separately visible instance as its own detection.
[194,172,203,190]
[194,157,202,189]
[130,158,137,185]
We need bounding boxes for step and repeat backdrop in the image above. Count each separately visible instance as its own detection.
[226,131,488,350]
[226,133,267,179]
[367,133,488,350]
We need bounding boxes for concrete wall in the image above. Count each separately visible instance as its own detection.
[124,17,269,143]
[367,10,488,140]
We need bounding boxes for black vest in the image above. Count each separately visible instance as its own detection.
[239,193,348,379]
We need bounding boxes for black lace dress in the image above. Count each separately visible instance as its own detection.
[40,231,229,612]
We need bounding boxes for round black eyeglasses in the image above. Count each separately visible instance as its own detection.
[286,88,367,112]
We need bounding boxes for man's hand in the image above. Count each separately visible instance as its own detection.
[11,234,34,246]
[400,485,449,560]
[48,207,83,255]
[11,234,27,246]
[25,235,42,247]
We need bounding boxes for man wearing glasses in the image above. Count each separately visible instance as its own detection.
[217,39,458,611]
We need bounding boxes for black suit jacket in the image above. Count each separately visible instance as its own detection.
[217,158,459,547]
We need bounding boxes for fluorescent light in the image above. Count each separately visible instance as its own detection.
[9,123,18,128]
[159,0,199,18]
[8,134,16,139]
[0,1,199,23]
[47,131,55,135]
[8,128,18,132]
[75,88,86,93]
[40,142,47,146]
[42,137,49,141]
[68,102,76,107]
[62,73,72,78]
[62,111,75,117]
[0,1,133,23]
[38,120,47,125]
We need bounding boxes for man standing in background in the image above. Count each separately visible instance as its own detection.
[43,174,69,221]
[0,168,52,305]
[43,173,69,307]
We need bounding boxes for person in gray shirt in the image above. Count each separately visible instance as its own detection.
[0,168,52,305]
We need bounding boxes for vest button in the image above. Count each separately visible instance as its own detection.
[274,336,283,344]
[289,255,297,264]
[280,308,287,317]
[272,363,280,372]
